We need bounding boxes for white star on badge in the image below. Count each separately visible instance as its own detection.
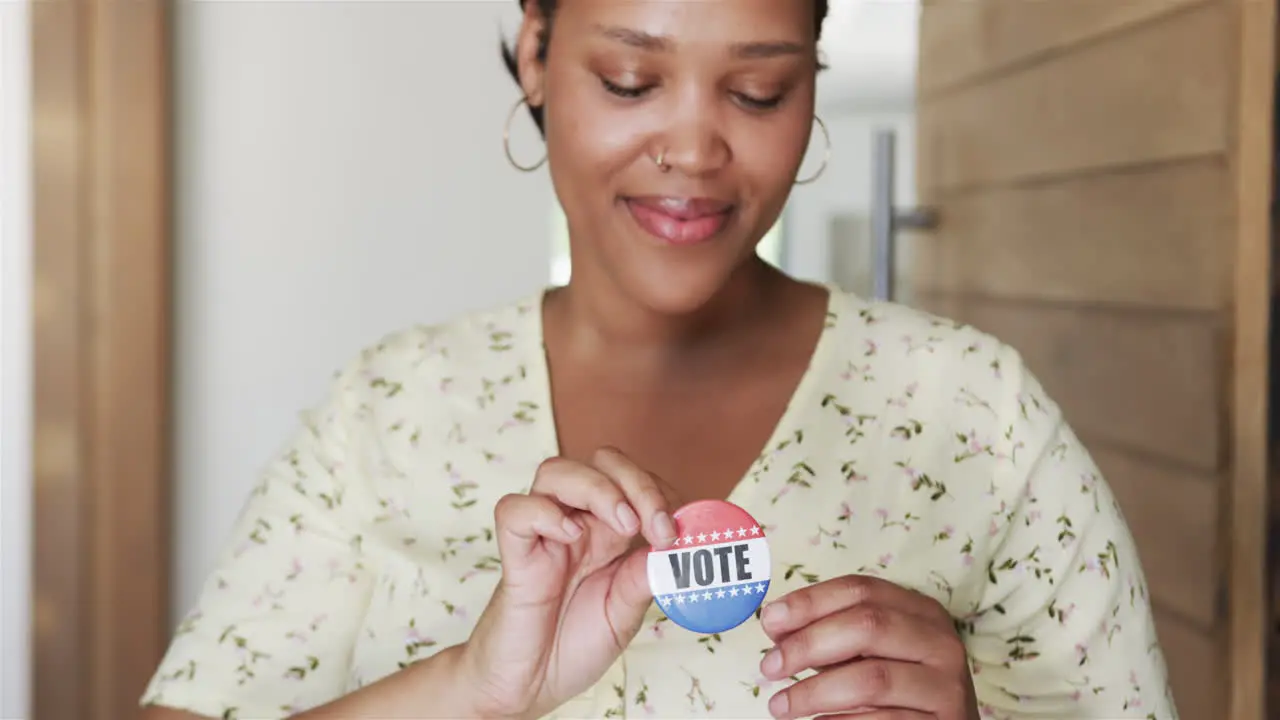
[703,591,712,600]
[683,536,694,545]
[755,583,767,593]
[736,527,747,538]
[689,593,699,603]
[676,595,686,605]
[715,590,726,599]
[697,533,707,543]
[659,597,671,607]
[730,587,740,597]
[710,531,721,541]
[750,526,761,536]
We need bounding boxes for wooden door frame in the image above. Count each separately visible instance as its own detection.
[1231,0,1278,717]
[30,1,173,718]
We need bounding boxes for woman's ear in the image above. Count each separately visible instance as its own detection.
[515,3,549,107]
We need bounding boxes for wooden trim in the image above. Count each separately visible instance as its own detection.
[31,1,173,718]
[1228,0,1277,716]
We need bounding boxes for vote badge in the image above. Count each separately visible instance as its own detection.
[646,499,771,634]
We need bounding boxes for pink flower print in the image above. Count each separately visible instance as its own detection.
[251,584,284,608]
[405,625,431,647]
[962,553,975,567]
[837,502,854,522]
[1074,643,1088,664]
[864,339,878,356]
[1070,689,1082,702]
[439,378,454,393]
[808,532,822,546]
[647,619,665,639]
[987,520,1000,537]
[286,557,303,581]
[875,508,889,522]
[877,553,893,568]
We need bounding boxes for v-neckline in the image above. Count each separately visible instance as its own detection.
[523,283,842,509]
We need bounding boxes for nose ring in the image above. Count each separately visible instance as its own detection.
[654,149,671,173]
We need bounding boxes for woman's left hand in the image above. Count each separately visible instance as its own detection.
[758,574,980,720]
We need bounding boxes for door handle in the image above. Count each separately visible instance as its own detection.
[871,128,939,302]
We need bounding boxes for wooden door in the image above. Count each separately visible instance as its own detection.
[910,1,1275,719]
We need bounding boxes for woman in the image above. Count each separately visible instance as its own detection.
[141,0,1175,718]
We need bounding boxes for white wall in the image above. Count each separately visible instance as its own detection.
[0,3,33,718]
[783,111,916,285]
[172,2,555,613]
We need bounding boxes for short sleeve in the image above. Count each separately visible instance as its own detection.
[141,356,377,719]
[963,350,1177,719]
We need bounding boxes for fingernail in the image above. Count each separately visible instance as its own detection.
[760,648,782,676]
[761,601,787,626]
[562,516,583,538]
[768,691,789,719]
[654,511,677,542]
[616,503,640,534]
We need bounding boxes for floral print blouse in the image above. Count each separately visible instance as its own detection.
[141,287,1176,719]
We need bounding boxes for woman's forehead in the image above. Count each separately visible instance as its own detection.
[551,0,816,46]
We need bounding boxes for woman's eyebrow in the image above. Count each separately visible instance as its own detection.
[592,23,805,59]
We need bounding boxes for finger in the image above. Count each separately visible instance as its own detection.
[603,546,657,641]
[761,604,964,681]
[591,446,679,548]
[768,660,962,720]
[760,575,951,641]
[531,457,639,537]
[493,493,584,560]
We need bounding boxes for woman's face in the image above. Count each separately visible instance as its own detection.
[514,0,820,314]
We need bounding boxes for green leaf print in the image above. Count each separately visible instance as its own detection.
[783,564,820,584]
[890,419,924,440]
[488,330,514,351]
[1004,633,1041,665]
[369,377,404,398]
[284,656,321,680]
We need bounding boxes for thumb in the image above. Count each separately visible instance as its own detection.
[605,547,655,638]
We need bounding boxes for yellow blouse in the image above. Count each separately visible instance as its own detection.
[142,288,1176,719]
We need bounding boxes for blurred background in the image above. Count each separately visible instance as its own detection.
[1,0,1276,718]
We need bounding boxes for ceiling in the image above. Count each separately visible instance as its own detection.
[817,0,920,112]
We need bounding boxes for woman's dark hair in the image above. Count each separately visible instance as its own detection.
[501,0,830,136]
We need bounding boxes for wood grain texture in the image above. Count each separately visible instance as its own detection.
[912,294,1225,473]
[31,2,89,717]
[918,4,1230,192]
[1225,0,1276,716]
[31,0,173,718]
[1156,606,1225,720]
[912,158,1232,310]
[918,0,1205,93]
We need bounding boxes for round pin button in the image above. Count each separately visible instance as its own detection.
[646,499,771,634]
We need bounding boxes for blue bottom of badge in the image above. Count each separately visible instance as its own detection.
[654,580,771,634]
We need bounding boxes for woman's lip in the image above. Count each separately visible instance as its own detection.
[625,195,735,220]
[624,198,733,246]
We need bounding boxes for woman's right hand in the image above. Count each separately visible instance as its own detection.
[458,447,682,719]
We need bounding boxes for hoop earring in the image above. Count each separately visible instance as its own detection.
[503,96,547,173]
[794,115,830,186]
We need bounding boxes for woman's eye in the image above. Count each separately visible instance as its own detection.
[734,92,784,111]
[601,77,652,99]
